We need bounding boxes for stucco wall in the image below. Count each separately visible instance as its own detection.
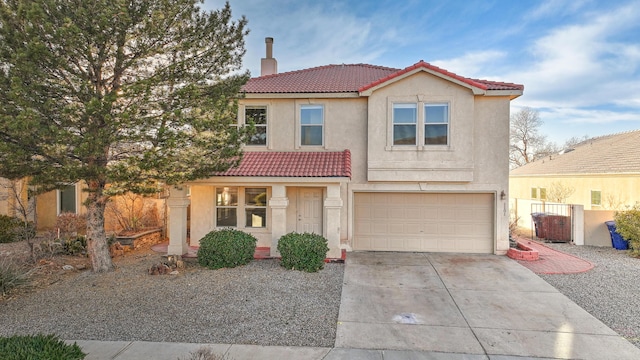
[584,210,616,247]
[188,72,514,254]
[239,97,367,244]
[366,73,475,182]
[509,175,640,210]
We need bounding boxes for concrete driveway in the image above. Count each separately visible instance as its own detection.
[335,252,640,359]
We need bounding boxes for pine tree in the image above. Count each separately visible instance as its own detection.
[0,0,250,272]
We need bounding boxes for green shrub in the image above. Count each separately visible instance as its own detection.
[38,236,87,257]
[614,205,640,255]
[197,229,257,269]
[0,215,20,243]
[61,236,87,256]
[277,232,329,272]
[0,258,31,296]
[0,334,85,360]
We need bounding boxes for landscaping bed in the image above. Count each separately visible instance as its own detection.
[0,243,344,347]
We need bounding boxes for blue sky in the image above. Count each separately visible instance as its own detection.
[204,0,640,146]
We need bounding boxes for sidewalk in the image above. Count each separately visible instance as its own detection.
[70,340,486,360]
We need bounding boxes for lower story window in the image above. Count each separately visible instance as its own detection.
[59,185,77,214]
[215,187,268,228]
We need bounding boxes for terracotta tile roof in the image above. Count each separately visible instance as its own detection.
[242,64,397,93]
[216,150,351,178]
[242,61,523,94]
[510,130,640,176]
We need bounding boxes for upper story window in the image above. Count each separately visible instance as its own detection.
[245,106,267,146]
[393,104,417,145]
[300,105,323,146]
[591,190,601,206]
[424,104,449,145]
[390,101,450,148]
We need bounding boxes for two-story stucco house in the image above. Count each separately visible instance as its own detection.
[166,38,524,258]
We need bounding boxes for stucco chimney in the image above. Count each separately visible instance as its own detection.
[260,37,277,76]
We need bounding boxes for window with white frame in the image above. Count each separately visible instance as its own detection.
[391,102,450,147]
[215,187,268,228]
[244,188,267,228]
[245,106,267,146]
[300,105,323,146]
[424,104,449,145]
[393,103,417,145]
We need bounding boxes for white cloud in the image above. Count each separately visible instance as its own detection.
[431,51,507,78]
[508,2,640,110]
[224,0,405,76]
[529,0,593,20]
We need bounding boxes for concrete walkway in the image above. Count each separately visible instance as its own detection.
[69,252,640,359]
[513,238,595,274]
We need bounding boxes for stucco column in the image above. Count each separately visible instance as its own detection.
[167,186,190,256]
[324,184,343,259]
[269,185,288,257]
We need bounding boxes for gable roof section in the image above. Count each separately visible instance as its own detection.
[510,130,640,176]
[215,150,351,178]
[242,61,523,95]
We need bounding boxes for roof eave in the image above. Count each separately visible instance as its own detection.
[359,67,488,96]
[484,90,524,99]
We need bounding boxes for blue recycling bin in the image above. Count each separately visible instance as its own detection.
[605,221,629,250]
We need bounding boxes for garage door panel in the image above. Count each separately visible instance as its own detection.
[372,223,388,234]
[354,193,494,253]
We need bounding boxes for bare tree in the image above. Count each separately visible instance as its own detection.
[562,135,590,149]
[546,181,576,203]
[509,107,551,168]
[2,179,38,262]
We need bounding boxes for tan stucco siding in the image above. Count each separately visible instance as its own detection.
[366,72,476,182]
[509,175,640,210]
[188,184,272,247]
[237,97,366,245]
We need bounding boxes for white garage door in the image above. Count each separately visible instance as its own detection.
[354,193,494,253]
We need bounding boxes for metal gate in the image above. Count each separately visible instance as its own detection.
[530,203,573,242]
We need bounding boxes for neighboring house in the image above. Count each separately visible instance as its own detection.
[0,178,87,229]
[36,183,87,230]
[5,180,163,234]
[0,178,30,220]
[510,130,640,210]
[166,38,524,258]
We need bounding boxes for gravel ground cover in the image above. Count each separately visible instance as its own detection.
[539,243,640,349]
[0,247,344,347]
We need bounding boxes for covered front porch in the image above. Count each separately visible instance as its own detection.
[165,151,351,259]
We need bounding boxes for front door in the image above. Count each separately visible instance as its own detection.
[297,188,323,234]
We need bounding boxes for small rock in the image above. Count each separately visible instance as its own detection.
[169,270,179,275]
[62,265,75,271]
[76,264,87,270]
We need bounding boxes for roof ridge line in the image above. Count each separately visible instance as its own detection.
[580,128,640,144]
[252,63,400,80]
